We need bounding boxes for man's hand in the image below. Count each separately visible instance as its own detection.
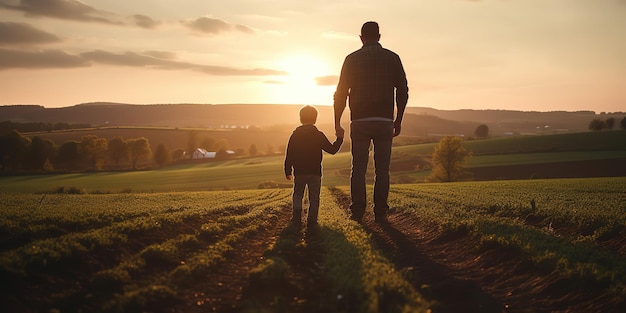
[286,175,293,181]
[393,120,402,137]
[335,125,345,138]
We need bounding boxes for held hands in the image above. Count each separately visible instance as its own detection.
[335,125,345,138]
[286,175,293,181]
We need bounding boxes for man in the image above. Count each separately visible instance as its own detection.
[334,21,408,223]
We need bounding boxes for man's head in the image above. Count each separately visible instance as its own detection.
[300,105,318,124]
[360,21,380,43]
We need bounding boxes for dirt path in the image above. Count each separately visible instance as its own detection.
[338,197,623,312]
[362,215,503,312]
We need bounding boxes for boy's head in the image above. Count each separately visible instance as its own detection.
[300,105,318,124]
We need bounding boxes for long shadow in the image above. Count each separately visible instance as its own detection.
[366,221,504,313]
[236,223,366,313]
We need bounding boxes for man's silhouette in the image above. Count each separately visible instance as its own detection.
[334,21,408,223]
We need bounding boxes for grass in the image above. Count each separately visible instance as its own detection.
[0,189,292,312]
[1,178,624,311]
[388,178,626,296]
[1,150,622,193]
[1,130,624,193]
[239,189,431,313]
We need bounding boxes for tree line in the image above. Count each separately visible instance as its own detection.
[588,117,626,131]
[0,131,161,173]
[0,121,91,133]
[0,129,284,174]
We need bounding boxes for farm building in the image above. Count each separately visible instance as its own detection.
[192,148,216,159]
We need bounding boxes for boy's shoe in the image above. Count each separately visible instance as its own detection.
[306,221,319,229]
[290,217,302,226]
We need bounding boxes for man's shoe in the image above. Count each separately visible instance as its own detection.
[375,216,388,224]
[306,221,319,229]
[349,214,363,223]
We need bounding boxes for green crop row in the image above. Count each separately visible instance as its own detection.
[0,189,291,312]
[241,189,431,313]
[384,177,626,296]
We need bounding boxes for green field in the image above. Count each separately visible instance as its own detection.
[1,149,624,193]
[1,178,624,312]
[3,130,624,193]
[1,131,625,311]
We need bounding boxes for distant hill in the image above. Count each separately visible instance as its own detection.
[1,103,624,137]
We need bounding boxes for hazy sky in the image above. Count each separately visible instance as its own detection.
[1,0,625,112]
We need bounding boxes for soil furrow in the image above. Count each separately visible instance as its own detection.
[172,205,292,312]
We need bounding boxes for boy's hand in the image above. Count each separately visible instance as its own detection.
[286,175,293,181]
[335,125,345,137]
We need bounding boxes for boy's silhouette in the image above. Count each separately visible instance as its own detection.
[284,105,343,227]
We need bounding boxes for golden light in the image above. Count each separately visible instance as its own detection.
[269,54,335,105]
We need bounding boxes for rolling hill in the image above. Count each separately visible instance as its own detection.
[2,103,623,137]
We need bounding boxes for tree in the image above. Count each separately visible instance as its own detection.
[56,140,83,171]
[154,143,171,167]
[80,135,108,170]
[214,139,230,152]
[187,131,198,159]
[426,136,472,182]
[0,130,30,172]
[249,144,258,156]
[621,117,626,130]
[605,117,615,130]
[24,136,56,171]
[171,148,185,161]
[474,124,489,138]
[127,137,151,169]
[200,136,216,151]
[107,136,128,169]
[588,119,606,131]
[216,148,230,160]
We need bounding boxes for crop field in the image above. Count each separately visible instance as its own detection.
[1,149,625,194]
[1,177,624,312]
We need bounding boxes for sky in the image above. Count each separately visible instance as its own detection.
[0,0,625,113]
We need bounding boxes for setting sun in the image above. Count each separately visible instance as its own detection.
[268,54,336,105]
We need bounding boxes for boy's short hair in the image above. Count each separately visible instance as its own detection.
[300,105,318,124]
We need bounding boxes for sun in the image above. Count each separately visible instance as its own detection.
[268,54,335,105]
[280,54,329,83]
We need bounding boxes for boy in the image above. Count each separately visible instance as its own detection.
[284,105,343,228]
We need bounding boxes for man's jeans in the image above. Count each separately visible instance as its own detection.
[350,121,394,219]
[292,174,322,224]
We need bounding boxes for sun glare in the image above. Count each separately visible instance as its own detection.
[269,54,335,105]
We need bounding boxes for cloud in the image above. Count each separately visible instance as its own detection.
[0,0,123,25]
[0,48,286,76]
[80,50,285,75]
[131,14,160,29]
[234,24,255,34]
[0,0,162,29]
[0,48,89,68]
[142,50,177,60]
[315,75,338,86]
[0,22,62,45]
[183,17,255,35]
[80,50,166,67]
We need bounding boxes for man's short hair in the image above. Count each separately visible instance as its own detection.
[300,105,318,124]
[361,21,379,39]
